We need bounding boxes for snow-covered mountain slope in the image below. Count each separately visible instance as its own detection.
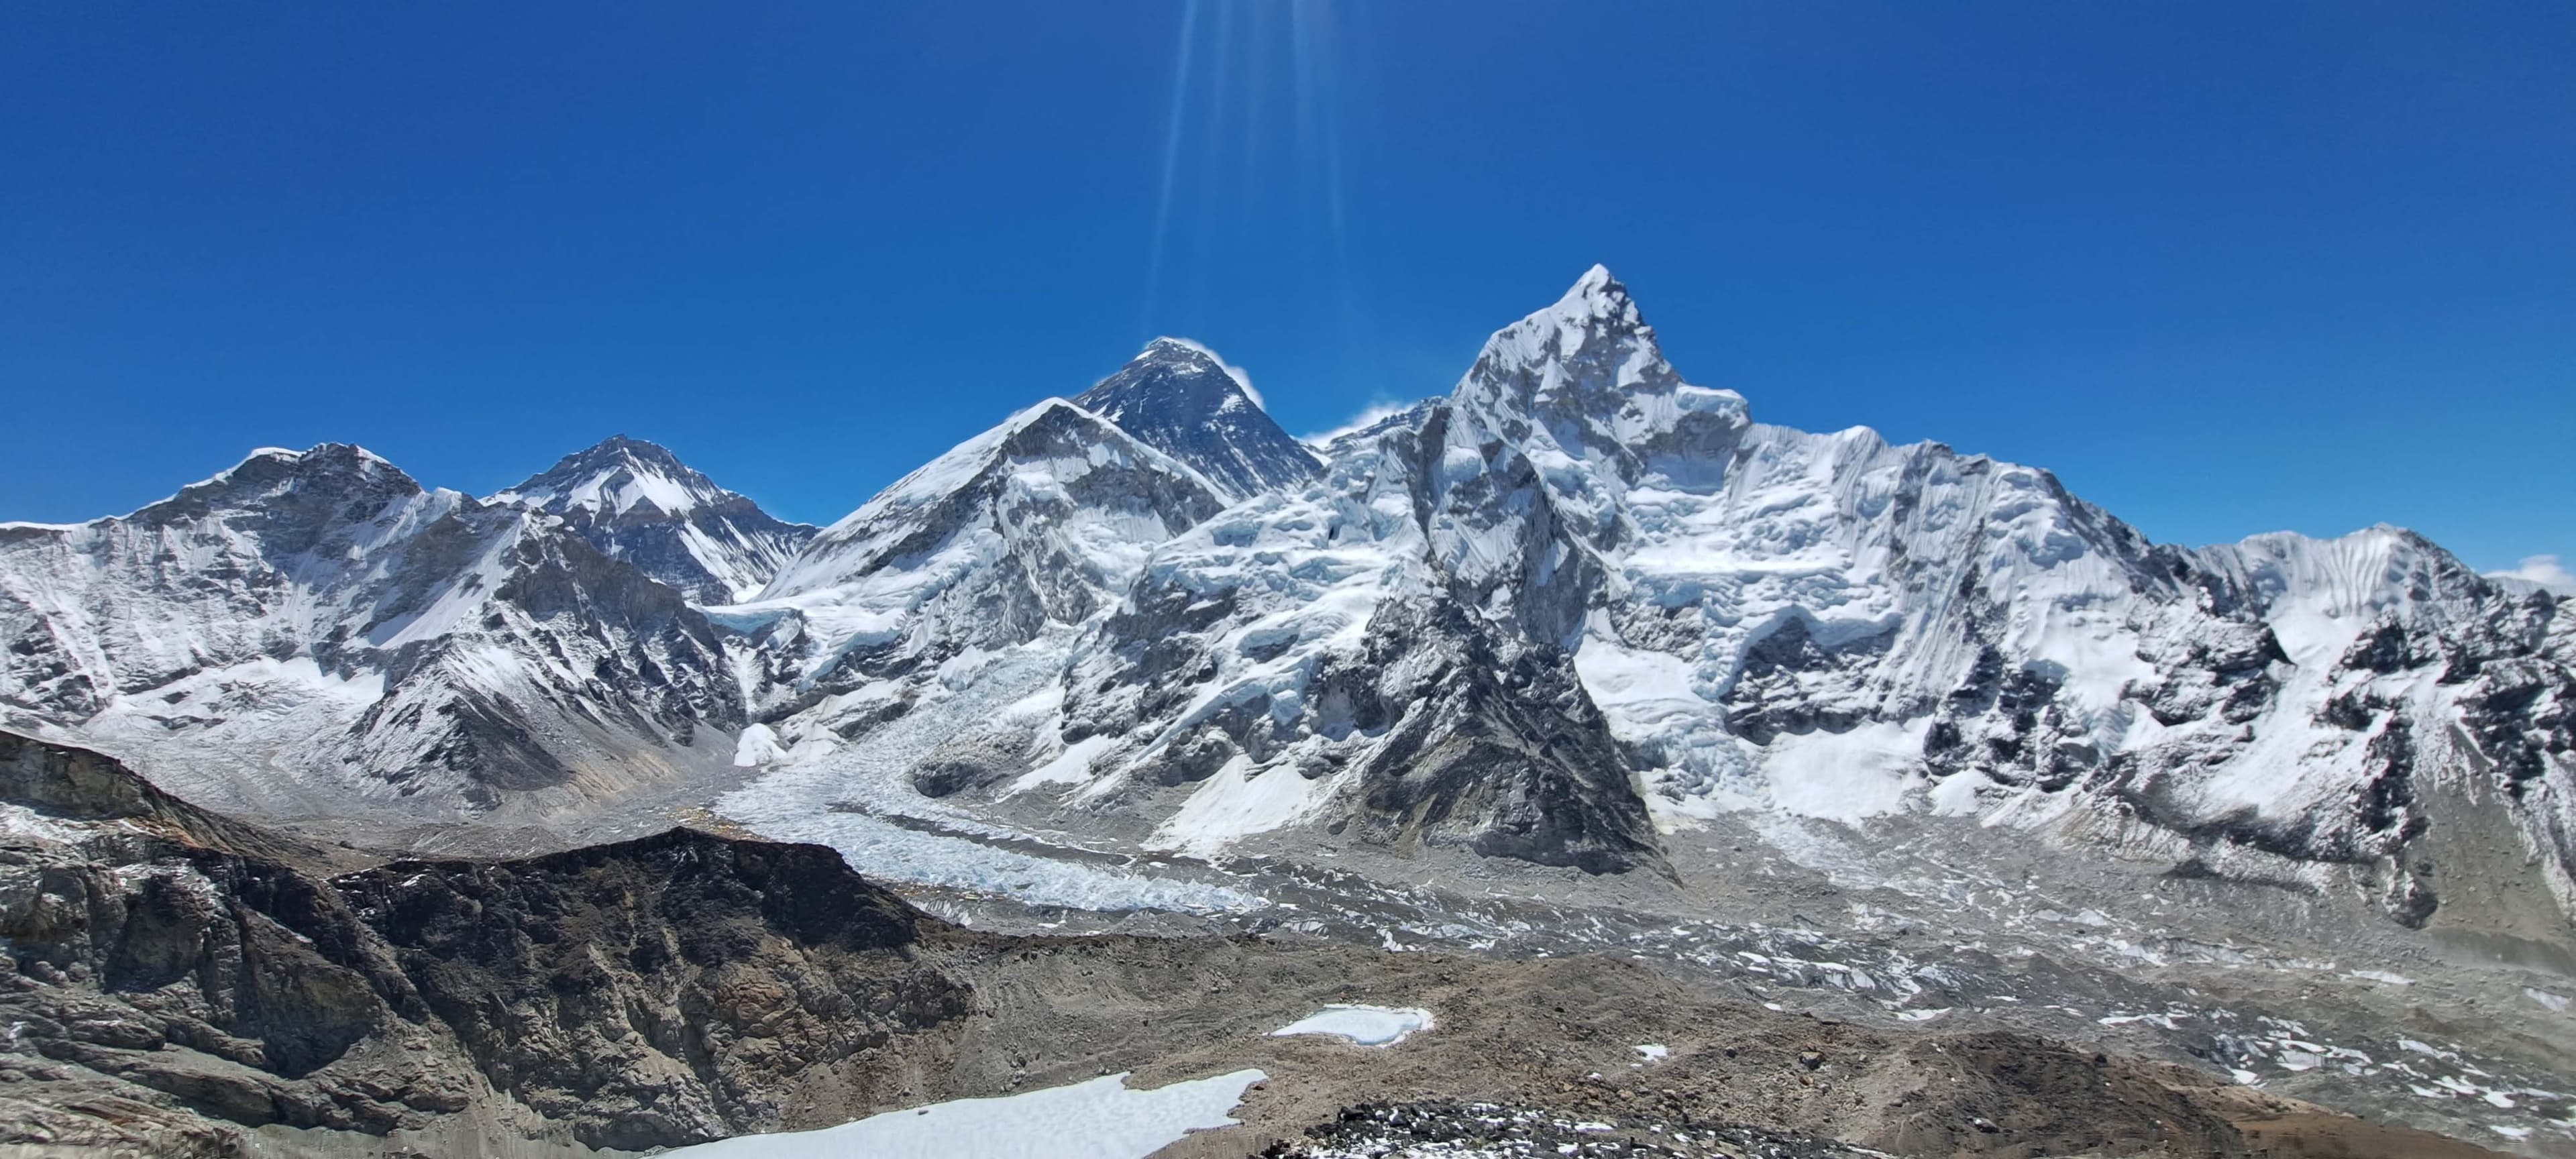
[720,398,1230,740]
[1072,338,1322,501]
[724,267,2573,930]
[0,270,2565,937]
[490,435,814,603]
[0,445,745,818]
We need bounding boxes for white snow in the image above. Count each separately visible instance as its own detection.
[1761,720,1930,824]
[1010,734,1112,793]
[655,1068,1266,1159]
[1632,1044,1670,1062]
[1269,1005,1434,1047]
[732,724,787,768]
[1148,337,1265,408]
[1299,398,1417,446]
[1150,754,1344,857]
[0,803,98,843]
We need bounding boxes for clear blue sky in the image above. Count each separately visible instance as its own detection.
[4,3,2569,573]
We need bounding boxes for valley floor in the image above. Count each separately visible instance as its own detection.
[674,743,2576,1158]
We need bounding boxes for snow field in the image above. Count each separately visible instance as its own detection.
[655,1069,1267,1158]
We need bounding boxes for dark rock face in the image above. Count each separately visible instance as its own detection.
[1721,616,1900,747]
[1073,338,1322,501]
[0,732,479,1146]
[0,732,973,1152]
[1342,599,1661,875]
[492,435,816,604]
[337,830,969,1150]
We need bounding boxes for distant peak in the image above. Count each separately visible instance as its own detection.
[491,435,722,517]
[237,443,400,477]
[1091,337,1265,411]
[1139,335,1224,364]
[1066,337,1316,500]
[561,434,686,473]
[133,442,422,520]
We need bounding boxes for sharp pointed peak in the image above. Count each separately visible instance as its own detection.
[1542,263,1643,326]
[1085,337,1265,411]
[1472,265,1662,366]
[1137,335,1228,364]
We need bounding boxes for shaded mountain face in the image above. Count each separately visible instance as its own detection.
[490,434,815,603]
[1071,337,1321,501]
[0,445,745,820]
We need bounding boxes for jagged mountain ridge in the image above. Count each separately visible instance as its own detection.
[490,433,816,603]
[0,445,747,820]
[727,266,2574,930]
[0,269,2567,936]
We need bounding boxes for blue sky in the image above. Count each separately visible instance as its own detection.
[3,2,2569,574]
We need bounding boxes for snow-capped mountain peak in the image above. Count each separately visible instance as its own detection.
[493,435,715,517]
[168,441,427,509]
[739,398,1228,718]
[1455,266,1735,438]
[490,435,813,602]
[3,267,2569,948]
[1071,339,1320,501]
[0,441,745,818]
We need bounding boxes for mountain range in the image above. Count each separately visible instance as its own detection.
[3,266,2569,934]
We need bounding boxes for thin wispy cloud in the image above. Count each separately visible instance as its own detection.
[2487,554,2576,595]
[1300,397,1414,445]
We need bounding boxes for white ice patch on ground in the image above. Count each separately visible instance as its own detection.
[1633,1044,1669,1062]
[656,1068,1266,1158]
[1270,1005,1434,1047]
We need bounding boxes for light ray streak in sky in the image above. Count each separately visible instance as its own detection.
[1140,0,1202,333]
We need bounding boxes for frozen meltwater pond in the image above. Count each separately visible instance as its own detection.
[1270,1004,1435,1047]
[656,1069,1266,1158]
